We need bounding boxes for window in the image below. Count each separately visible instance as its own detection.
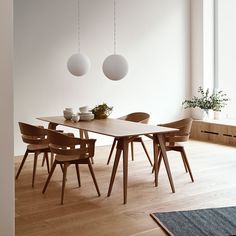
[216,0,236,118]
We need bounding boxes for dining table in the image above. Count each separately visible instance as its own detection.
[38,116,177,204]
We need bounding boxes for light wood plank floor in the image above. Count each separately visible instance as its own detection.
[15,140,236,236]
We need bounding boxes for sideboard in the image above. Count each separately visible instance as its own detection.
[190,119,236,146]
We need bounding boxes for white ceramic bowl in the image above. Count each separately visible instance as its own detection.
[80,113,94,121]
[79,106,89,113]
[78,111,92,115]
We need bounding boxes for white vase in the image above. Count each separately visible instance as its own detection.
[203,109,214,120]
[214,111,220,120]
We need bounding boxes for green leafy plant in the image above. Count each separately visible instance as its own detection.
[182,86,229,112]
[91,103,113,119]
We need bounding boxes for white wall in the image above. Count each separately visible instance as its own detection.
[14,0,191,155]
[0,0,15,235]
[190,0,204,118]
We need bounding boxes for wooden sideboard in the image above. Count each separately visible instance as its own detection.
[190,119,236,146]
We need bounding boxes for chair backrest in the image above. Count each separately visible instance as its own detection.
[159,118,193,143]
[47,129,96,159]
[18,122,47,145]
[119,112,150,124]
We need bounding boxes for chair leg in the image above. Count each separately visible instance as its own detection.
[131,142,134,161]
[42,160,57,194]
[140,139,153,166]
[181,153,188,173]
[60,163,64,172]
[88,160,100,196]
[107,139,117,165]
[75,164,81,187]
[41,154,46,167]
[50,152,54,169]
[181,148,194,182]
[156,151,162,177]
[176,147,188,173]
[32,152,39,188]
[61,163,68,205]
[15,150,29,179]
[44,152,50,174]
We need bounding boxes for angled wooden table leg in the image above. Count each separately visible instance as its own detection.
[79,130,89,139]
[107,137,129,204]
[79,130,84,139]
[84,130,89,139]
[122,138,129,204]
[155,134,175,193]
[48,122,58,130]
[153,135,159,187]
[107,144,122,197]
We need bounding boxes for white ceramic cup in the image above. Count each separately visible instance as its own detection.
[63,111,72,120]
[72,114,80,122]
[79,106,89,113]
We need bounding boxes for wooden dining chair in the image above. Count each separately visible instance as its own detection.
[42,129,100,205]
[16,122,50,187]
[107,112,153,166]
[41,128,94,166]
[153,118,194,183]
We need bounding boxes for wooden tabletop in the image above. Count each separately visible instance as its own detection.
[38,116,177,138]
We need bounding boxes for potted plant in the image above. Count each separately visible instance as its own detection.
[182,86,229,119]
[91,103,113,119]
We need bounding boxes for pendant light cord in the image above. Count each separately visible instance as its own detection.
[77,0,80,52]
[114,0,116,54]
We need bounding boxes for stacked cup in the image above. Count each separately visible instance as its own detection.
[63,108,73,120]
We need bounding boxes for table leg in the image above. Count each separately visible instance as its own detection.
[153,136,159,187]
[79,130,84,139]
[107,137,129,204]
[156,134,175,193]
[107,146,122,197]
[122,138,129,204]
[84,130,89,139]
[48,122,58,130]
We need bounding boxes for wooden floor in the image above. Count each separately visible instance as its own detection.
[15,140,236,236]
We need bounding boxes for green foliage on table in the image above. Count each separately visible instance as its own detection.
[91,103,113,119]
[182,86,229,111]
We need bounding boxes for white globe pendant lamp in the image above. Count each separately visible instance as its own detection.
[67,0,90,77]
[102,0,128,81]
[103,54,128,81]
[67,53,90,76]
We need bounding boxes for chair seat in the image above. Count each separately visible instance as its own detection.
[55,153,89,162]
[27,143,49,151]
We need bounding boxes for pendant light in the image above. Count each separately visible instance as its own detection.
[103,0,128,81]
[67,0,90,77]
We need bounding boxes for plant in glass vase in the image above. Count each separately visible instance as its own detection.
[182,86,229,120]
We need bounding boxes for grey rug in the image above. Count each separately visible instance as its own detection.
[150,206,236,236]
